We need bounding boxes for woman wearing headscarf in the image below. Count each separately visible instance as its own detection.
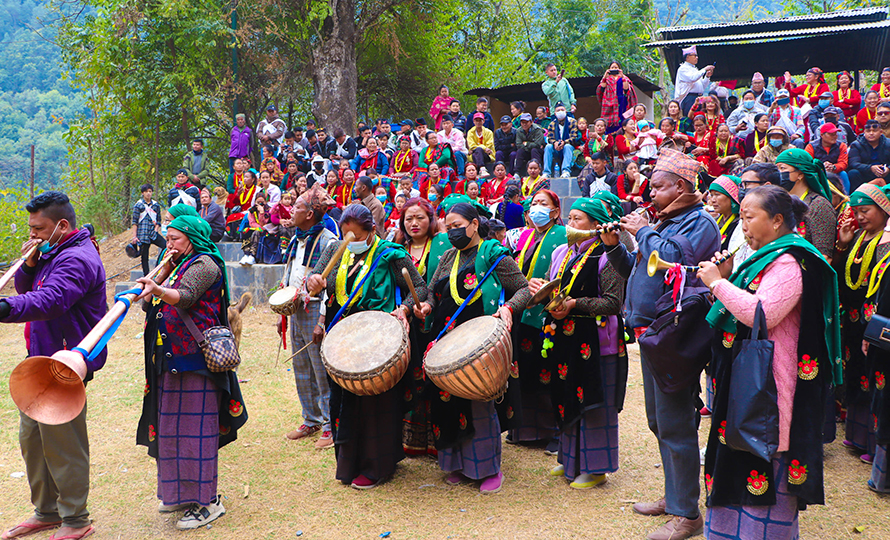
[536,193,629,489]
[511,189,567,448]
[708,175,741,251]
[412,202,531,493]
[698,185,841,540]
[782,67,830,108]
[306,205,427,489]
[135,212,247,530]
[775,148,838,261]
[753,126,791,165]
[835,184,890,464]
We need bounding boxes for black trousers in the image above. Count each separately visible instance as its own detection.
[141,234,166,275]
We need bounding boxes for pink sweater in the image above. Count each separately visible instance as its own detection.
[711,253,802,452]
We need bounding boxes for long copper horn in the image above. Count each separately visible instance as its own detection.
[0,241,43,293]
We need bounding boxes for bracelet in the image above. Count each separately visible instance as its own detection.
[835,243,848,252]
[154,287,166,299]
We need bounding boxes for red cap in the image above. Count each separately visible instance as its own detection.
[820,123,838,135]
[472,112,485,120]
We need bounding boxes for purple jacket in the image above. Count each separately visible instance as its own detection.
[229,125,253,158]
[5,228,107,379]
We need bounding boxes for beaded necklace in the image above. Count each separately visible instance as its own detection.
[410,238,431,277]
[335,237,379,308]
[803,84,820,99]
[882,83,890,99]
[555,241,600,296]
[845,231,881,290]
[867,244,890,297]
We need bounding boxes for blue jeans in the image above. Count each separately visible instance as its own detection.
[839,170,850,194]
[453,151,466,176]
[544,143,574,176]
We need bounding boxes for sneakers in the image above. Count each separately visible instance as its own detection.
[699,406,712,418]
[444,472,466,485]
[239,255,255,266]
[550,464,565,477]
[175,495,226,530]
[480,471,504,493]
[158,501,191,513]
[350,474,381,490]
[646,515,704,540]
[544,438,559,456]
[633,498,667,516]
[570,473,606,489]
[314,430,333,449]
[286,424,320,440]
[560,170,572,178]
[861,453,874,464]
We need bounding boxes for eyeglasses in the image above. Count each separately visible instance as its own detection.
[740,180,767,189]
[877,111,890,116]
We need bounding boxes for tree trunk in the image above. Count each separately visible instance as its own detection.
[309,0,357,133]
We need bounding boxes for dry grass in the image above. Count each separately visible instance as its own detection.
[0,306,886,539]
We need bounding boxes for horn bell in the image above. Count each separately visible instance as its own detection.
[565,226,599,247]
[646,250,677,277]
[10,350,87,425]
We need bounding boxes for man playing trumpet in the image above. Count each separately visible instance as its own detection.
[600,150,720,540]
[0,192,106,540]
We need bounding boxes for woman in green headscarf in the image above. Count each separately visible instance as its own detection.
[775,148,838,261]
[698,185,840,538]
[835,183,890,463]
[134,214,245,530]
[534,192,630,489]
[708,175,741,251]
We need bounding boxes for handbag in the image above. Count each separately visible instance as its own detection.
[177,307,242,372]
[724,301,780,463]
[864,313,890,351]
[638,286,713,394]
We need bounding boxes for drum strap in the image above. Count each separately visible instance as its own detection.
[435,254,508,342]
[327,248,396,331]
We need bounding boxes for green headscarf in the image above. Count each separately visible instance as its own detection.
[440,193,491,218]
[571,193,624,225]
[849,183,890,215]
[775,148,831,201]
[709,175,741,214]
[168,204,199,219]
[168,215,231,308]
[521,198,532,213]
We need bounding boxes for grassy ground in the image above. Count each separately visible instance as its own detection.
[0,305,886,539]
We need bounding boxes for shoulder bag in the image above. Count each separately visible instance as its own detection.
[177,307,242,372]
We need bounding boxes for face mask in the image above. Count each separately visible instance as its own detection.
[743,100,754,110]
[528,205,553,226]
[37,221,63,254]
[777,97,790,106]
[428,193,437,202]
[376,195,387,204]
[737,187,747,201]
[555,111,567,121]
[347,239,372,254]
[778,170,796,191]
[769,138,784,148]
[819,99,830,109]
[448,227,472,250]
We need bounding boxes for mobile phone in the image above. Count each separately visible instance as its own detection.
[559,69,565,77]
[608,69,620,75]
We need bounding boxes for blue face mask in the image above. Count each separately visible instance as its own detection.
[347,239,372,254]
[37,221,63,254]
[777,97,790,106]
[428,193,437,202]
[376,195,387,204]
[770,138,784,148]
[528,205,553,227]
[743,100,754,110]
[819,99,830,108]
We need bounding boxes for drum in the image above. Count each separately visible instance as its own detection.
[321,311,410,396]
[423,316,512,401]
[269,286,300,316]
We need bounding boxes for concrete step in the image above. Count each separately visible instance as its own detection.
[225,261,282,304]
[218,241,243,263]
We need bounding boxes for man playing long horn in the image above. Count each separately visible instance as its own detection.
[0,191,106,540]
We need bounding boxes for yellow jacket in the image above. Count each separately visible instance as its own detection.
[466,126,495,155]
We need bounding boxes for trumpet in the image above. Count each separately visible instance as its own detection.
[646,243,745,277]
[566,204,653,246]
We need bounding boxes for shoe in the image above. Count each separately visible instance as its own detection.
[239,255,255,266]
[480,471,504,493]
[544,438,559,456]
[350,474,381,490]
[842,439,855,448]
[560,170,571,178]
[550,464,565,477]
[633,498,667,516]
[444,472,466,485]
[699,406,712,418]
[861,453,874,464]
[158,501,191,513]
[314,430,333,449]
[504,433,518,445]
[570,473,606,489]
[175,496,226,530]
[646,515,704,540]
[286,424,320,440]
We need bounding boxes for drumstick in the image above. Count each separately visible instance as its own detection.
[401,267,422,307]
[307,232,356,296]
[0,241,42,292]
[282,341,314,363]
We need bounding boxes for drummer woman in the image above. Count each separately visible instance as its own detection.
[395,197,450,455]
[835,184,890,463]
[307,204,428,489]
[413,202,531,493]
[536,192,630,489]
[511,189,567,446]
[136,212,247,530]
[698,185,840,539]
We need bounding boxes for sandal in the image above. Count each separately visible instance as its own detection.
[2,520,62,539]
[49,526,95,540]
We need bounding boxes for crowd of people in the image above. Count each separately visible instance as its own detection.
[3,53,890,540]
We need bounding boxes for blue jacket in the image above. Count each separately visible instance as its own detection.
[606,204,720,328]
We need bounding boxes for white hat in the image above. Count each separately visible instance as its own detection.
[682,45,697,57]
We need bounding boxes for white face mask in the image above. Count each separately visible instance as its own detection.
[555,111,567,121]
[347,238,372,254]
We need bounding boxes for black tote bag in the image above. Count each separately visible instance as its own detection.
[724,301,780,463]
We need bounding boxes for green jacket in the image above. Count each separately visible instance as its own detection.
[183,151,209,182]
[516,123,546,151]
[542,76,576,110]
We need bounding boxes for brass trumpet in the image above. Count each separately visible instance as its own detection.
[646,243,745,277]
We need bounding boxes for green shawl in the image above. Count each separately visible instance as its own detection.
[474,239,511,316]
[775,148,831,201]
[349,239,409,313]
[425,232,451,284]
[168,215,231,308]
[705,233,842,385]
[519,224,567,327]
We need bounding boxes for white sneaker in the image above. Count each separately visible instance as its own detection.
[560,170,572,178]
[240,255,255,266]
[176,495,226,530]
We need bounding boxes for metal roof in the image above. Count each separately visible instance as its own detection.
[646,8,890,83]
[464,74,660,101]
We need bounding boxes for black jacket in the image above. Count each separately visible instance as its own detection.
[326,137,357,161]
[849,134,890,180]
[580,170,619,198]
[494,127,517,153]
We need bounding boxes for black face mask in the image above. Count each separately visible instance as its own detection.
[737,187,748,201]
[448,227,472,250]
[778,171,795,191]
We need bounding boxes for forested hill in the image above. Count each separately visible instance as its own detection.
[0,0,84,193]
[653,0,784,26]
